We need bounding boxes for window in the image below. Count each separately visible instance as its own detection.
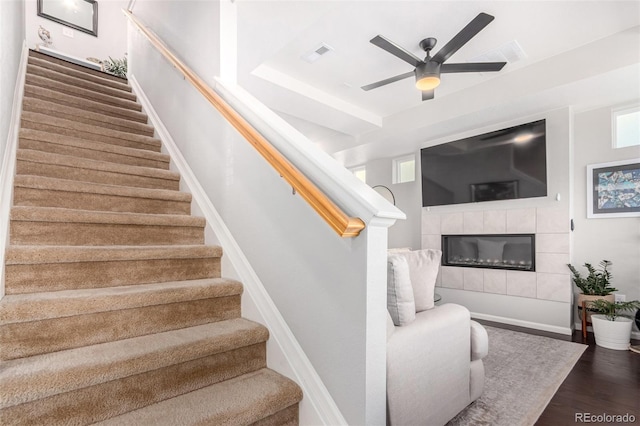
[392,155,415,184]
[612,104,640,148]
[350,165,366,183]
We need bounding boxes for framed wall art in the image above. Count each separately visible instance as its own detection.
[587,158,640,218]
[38,0,98,37]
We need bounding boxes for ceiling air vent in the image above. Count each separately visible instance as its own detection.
[301,43,334,63]
[471,40,527,64]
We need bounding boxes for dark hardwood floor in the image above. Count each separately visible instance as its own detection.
[476,320,640,426]
[536,331,639,426]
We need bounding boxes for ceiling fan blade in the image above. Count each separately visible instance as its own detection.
[432,13,495,64]
[422,90,435,101]
[361,71,414,91]
[370,35,423,67]
[441,62,506,73]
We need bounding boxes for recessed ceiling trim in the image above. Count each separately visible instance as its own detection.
[252,64,383,127]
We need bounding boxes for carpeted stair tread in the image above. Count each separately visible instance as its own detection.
[27,56,132,92]
[0,285,243,360]
[10,207,206,245]
[22,97,155,137]
[13,175,189,202]
[5,244,221,265]
[96,368,302,426]
[24,84,148,123]
[4,245,222,294]
[12,175,192,215]
[21,111,161,152]
[19,129,169,169]
[0,278,243,325]
[27,63,138,102]
[0,318,268,409]
[25,73,141,111]
[16,149,180,190]
[29,49,126,83]
[10,206,204,227]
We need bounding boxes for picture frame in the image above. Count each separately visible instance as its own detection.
[38,0,98,37]
[587,158,640,218]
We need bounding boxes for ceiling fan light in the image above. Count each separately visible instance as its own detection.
[415,61,441,91]
[416,76,440,90]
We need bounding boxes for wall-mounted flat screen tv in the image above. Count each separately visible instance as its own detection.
[421,119,547,207]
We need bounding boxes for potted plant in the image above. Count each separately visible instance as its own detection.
[589,299,640,350]
[103,56,127,78]
[567,260,617,323]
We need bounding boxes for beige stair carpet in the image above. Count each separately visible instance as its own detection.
[0,49,302,425]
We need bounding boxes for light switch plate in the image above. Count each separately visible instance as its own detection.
[62,27,74,38]
[615,294,626,302]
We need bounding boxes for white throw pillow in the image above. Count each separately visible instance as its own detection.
[397,249,441,312]
[388,247,412,253]
[387,254,416,326]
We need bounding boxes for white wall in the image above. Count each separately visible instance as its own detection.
[0,0,25,162]
[131,0,220,83]
[24,0,128,62]
[127,3,399,423]
[573,105,640,316]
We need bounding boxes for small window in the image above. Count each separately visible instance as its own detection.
[613,105,640,148]
[392,155,415,184]
[350,165,366,183]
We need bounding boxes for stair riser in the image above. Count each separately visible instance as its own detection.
[252,404,300,426]
[22,100,155,137]
[0,343,266,425]
[21,119,161,153]
[16,159,179,191]
[10,221,204,246]
[13,187,191,215]
[27,64,138,102]
[19,138,169,170]
[24,85,148,123]
[27,57,132,92]
[0,295,241,360]
[29,51,125,83]
[5,257,220,294]
[25,74,141,112]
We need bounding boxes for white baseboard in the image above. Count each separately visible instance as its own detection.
[471,312,573,336]
[0,41,28,300]
[129,75,346,426]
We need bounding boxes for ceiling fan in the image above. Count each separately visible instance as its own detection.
[361,12,507,101]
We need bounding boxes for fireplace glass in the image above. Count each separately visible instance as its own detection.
[442,234,535,271]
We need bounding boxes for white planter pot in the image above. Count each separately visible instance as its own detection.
[591,315,633,350]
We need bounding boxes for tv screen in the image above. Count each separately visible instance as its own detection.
[421,119,547,207]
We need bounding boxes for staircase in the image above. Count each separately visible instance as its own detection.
[0,50,302,425]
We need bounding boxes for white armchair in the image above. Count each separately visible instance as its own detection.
[386,249,488,426]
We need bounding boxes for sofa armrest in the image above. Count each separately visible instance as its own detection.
[470,320,488,361]
[387,303,472,426]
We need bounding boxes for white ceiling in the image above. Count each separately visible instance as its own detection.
[235,1,640,166]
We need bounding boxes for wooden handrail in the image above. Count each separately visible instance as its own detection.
[123,11,365,237]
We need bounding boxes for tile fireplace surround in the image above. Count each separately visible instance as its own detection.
[422,207,571,303]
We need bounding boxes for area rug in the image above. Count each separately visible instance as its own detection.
[447,326,587,426]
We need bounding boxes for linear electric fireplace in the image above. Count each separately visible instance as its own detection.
[442,234,535,272]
